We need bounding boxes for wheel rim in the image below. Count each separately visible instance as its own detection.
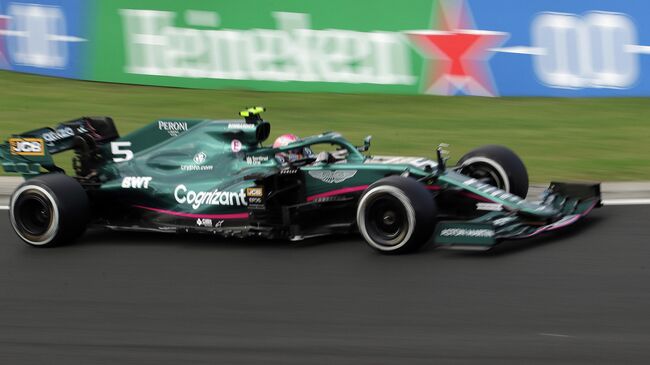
[364,195,409,247]
[10,185,59,245]
[16,193,53,236]
[460,161,507,191]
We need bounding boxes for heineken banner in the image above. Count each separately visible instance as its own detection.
[2,0,650,96]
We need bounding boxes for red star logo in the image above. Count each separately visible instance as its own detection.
[0,15,7,65]
[406,0,508,96]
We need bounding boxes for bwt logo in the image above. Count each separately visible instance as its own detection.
[0,3,85,69]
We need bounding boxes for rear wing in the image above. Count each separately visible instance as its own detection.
[0,117,119,176]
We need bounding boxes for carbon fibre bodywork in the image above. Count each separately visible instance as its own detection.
[1,112,601,250]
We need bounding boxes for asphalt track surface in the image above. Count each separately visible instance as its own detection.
[1,205,650,364]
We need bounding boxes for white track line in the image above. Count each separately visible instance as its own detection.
[0,200,649,211]
[603,199,650,206]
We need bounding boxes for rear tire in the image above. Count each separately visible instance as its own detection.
[457,145,529,198]
[10,173,89,247]
[356,176,437,254]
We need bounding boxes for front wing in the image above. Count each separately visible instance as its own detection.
[433,182,601,250]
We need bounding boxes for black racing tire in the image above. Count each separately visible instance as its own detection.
[356,176,437,254]
[456,145,529,198]
[9,173,89,247]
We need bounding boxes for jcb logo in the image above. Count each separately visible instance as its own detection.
[246,187,264,197]
[9,138,45,156]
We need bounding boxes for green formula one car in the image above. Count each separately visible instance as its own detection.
[0,107,601,253]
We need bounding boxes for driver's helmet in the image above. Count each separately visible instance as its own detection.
[273,134,312,163]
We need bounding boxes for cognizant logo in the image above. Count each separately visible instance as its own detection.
[174,184,247,209]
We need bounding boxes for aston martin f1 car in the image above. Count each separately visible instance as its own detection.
[1,107,601,253]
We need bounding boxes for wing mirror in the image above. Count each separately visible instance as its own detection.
[357,135,372,152]
[436,143,450,173]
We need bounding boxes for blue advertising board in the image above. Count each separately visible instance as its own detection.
[0,0,89,79]
[2,0,650,96]
[471,0,650,96]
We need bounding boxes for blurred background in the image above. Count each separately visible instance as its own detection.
[1,0,649,182]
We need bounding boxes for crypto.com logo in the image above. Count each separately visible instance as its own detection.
[0,3,85,69]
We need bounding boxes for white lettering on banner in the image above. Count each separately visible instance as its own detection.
[119,9,415,85]
[2,4,86,68]
[174,184,247,209]
[532,12,637,89]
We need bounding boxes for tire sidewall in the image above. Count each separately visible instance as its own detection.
[457,145,529,198]
[9,174,89,247]
[357,176,436,253]
[357,185,417,252]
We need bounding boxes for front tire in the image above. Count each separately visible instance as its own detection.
[457,145,529,198]
[10,173,89,247]
[356,176,437,254]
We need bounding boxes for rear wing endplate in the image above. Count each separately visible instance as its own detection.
[0,116,119,176]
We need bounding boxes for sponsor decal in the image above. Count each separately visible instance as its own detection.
[246,187,265,208]
[41,126,74,145]
[181,152,214,171]
[195,218,225,228]
[196,218,212,227]
[174,184,247,209]
[9,138,45,156]
[119,10,414,85]
[121,176,152,189]
[197,218,226,228]
[228,123,256,130]
[158,120,188,136]
[193,152,206,164]
[231,139,242,153]
[405,0,507,96]
[0,3,86,70]
[245,155,269,165]
[463,178,523,205]
[245,187,264,197]
[440,228,494,238]
[476,202,503,211]
[308,170,357,184]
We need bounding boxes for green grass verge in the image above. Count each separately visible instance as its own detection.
[1,70,649,181]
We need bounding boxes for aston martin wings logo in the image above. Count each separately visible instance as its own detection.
[308,170,357,184]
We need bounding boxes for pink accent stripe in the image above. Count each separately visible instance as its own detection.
[520,200,598,238]
[461,191,494,202]
[133,205,248,219]
[307,185,369,202]
[425,185,442,191]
